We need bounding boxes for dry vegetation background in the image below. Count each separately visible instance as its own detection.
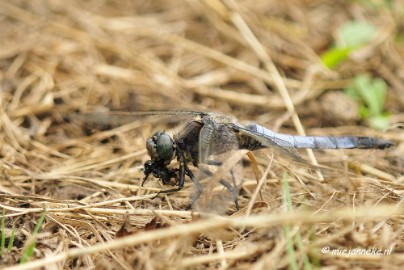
[0,0,404,269]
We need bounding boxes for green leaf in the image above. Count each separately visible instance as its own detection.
[359,105,370,119]
[372,78,387,114]
[368,114,391,131]
[354,75,376,114]
[339,21,377,47]
[321,47,352,69]
[321,21,376,69]
[344,73,390,130]
[344,86,360,100]
[353,74,387,116]
[395,33,404,43]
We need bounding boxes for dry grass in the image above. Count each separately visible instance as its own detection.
[0,0,403,269]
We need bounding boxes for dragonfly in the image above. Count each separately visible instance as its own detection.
[79,110,393,213]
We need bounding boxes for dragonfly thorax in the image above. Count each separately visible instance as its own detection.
[146,131,176,165]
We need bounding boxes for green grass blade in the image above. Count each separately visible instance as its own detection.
[282,172,293,211]
[284,225,298,270]
[294,233,312,270]
[1,208,5,256]
[20,211,46,264]
[282,173,313,270]
[282,173,298,270]
[8,225,15,252]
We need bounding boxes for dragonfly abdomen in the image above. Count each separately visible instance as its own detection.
[247,124,393,150]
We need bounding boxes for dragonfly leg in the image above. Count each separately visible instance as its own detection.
[142,160,178,187]
[142,160,153,187]
[219,178,239,211]
[185,165,207,210]
[207,159,222,166]
[246,152,263,201]
[208,160,240,208]
[199,165,240,211]
[153,160,187,197]
[189,165,213,210]
[187,169,203,193]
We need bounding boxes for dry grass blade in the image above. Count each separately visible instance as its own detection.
[5,205,404,270]
[224,0,324,181]
[0,0,402,269]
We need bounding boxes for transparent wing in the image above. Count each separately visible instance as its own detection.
[80,109,205,117]
[192,118,246,215]
[71,110,205,128]
[231,124,313,166]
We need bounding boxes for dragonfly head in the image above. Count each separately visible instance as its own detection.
[146,131,175,164]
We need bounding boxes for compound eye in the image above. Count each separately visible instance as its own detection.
[156,133,174,162]
[146,137,158,160]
